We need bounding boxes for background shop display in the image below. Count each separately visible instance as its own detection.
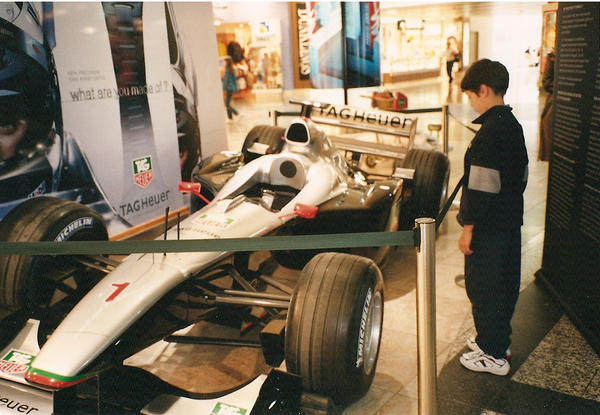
[380,12,463,83]
[290,2,312,88]
[302,2,381,90]
[215,19,284,97]
[539,3,558,77]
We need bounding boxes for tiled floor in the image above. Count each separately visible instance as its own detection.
[222,68,600,414]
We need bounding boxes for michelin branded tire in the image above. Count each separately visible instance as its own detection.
[0,196,108,312]
[285,252,384,404]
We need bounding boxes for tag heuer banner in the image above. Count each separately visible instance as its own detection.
[0,2,202,237]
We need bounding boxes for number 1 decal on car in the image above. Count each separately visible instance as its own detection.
[105,283,130,302]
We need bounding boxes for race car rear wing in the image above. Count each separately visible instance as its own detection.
[291,99,416,136]
[273,99,418,159]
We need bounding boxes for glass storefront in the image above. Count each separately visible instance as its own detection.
[215,19,283,97]
[380,10,464,83]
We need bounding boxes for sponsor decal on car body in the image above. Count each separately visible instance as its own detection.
[0,350,35,375]
[211,402,247,415]
[0,395,41,414]
[192,214,235,229]
[313,105,408,129]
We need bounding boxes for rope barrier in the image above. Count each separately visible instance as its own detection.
[0,179,464,256]
[446,107,478,134]
[0,230,414,256]
[436,176,464,232]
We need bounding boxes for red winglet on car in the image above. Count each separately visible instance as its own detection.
[25,368,98,389]
[178,181,211,205]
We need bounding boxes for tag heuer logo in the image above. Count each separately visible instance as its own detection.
[133,156,153,188]
[0,350,35,374]
[0,361,28,374]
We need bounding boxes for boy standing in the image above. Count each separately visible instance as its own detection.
[457,59,529,376]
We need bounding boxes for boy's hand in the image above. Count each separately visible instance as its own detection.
[458,225,474,255]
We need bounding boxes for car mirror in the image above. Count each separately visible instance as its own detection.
[294,203,318,219]
[178,181,200,195]
[178,181,211,205]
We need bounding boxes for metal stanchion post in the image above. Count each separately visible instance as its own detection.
[442,105,449,155]
[415,217,437,415]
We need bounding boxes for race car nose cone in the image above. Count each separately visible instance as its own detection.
[27,331,108,389]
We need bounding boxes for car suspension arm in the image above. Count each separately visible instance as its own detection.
[213,295,289,309]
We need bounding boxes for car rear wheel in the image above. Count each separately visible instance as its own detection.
[0,197,108,315]
[285,252,384,404]
[241,125,285,163]
[399,148,450,230]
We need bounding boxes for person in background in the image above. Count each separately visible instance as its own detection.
[457,59,529,376]
[222,56,238,121]
[538,51,555,161]
[444,36,460,83]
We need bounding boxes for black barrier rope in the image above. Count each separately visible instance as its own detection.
[0,230,414,256]
[0,178,464,256]
[435,176,464,232]
[446,107,478,134]
[1,180,463,256]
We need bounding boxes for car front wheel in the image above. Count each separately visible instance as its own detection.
[285,252,384,404]
[0,197,108,339]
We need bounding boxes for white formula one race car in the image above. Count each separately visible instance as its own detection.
[0,101,449,414]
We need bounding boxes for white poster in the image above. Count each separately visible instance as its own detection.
[0,2,204,237]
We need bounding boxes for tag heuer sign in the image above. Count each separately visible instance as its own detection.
[0,350,34,374]
[133,156,154,188]
[0,361,27,374]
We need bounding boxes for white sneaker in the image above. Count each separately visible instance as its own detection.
[460,350,510,376]
[461,349,484,361]
[466,336,512,361]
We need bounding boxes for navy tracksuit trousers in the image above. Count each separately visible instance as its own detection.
[465,227,521,359]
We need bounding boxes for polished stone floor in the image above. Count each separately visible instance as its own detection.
[221,67,600,414]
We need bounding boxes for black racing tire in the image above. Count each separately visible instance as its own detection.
[285,252,384,405]
[0,197,108,312]
[399,148,450,230]
[174,93,201,182]
[189,174,219,213]
[241,125,285,163]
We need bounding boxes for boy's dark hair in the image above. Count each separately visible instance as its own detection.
[460,59,509,96]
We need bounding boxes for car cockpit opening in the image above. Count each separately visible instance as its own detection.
[284,121,310,144]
